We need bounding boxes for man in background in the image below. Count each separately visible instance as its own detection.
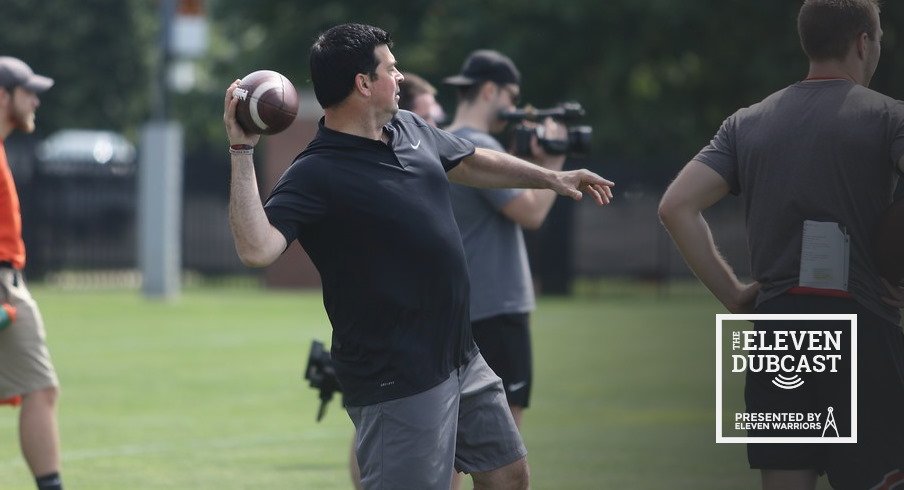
[0,56,64,490]
[399,71,445,127]
[443,49,569,430]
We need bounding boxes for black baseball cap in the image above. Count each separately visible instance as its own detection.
[443,49,521,87]
[0,57,54,93]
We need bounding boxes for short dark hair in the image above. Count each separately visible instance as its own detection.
[798,0,880,62]
[454,81,491,105]
[310,23,393,109]
[398,72,436,111]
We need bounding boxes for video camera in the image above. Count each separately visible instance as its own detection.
[499,102,593,156]
[303,340,342,422]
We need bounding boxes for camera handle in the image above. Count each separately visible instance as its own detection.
[304,339,343,422]
[316,389,334,422]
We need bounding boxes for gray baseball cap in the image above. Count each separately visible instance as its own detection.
[443,50,521,87]
[0,56,54,93]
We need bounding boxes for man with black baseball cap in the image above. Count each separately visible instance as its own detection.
[443,49,522,88]
[0,56,64,490]
[443,50,570,475]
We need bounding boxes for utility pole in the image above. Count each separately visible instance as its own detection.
[139,0,183,299]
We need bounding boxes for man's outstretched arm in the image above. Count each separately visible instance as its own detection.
[448,147,614,205]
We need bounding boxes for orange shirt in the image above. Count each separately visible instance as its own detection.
[0,141,26,269]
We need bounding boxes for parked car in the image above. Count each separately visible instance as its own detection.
[26,129,138,272]
[36,129,136,177]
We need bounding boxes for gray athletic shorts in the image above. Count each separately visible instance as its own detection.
[0,268,58,399]
[346,353,527,489]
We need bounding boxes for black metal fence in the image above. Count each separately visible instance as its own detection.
[10,133,249,282]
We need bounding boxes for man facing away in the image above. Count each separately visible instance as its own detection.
[223,23,613,490]
[659,1,904,488]
[0,56,64,490]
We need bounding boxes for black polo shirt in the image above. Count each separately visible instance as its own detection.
[264,110,479,406]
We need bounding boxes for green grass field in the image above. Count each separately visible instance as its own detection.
[0,280,830,489]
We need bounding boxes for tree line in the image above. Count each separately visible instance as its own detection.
[2,0,903,185]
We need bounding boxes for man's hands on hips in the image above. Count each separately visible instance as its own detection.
[881,278,904,309]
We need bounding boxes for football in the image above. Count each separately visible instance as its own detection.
[233,70,299,135]
[875,197,904,286]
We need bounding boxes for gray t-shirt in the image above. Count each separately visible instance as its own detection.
[448,127,535,321]
[695,79,904,324]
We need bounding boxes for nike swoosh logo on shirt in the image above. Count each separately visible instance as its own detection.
[410,140,421,150]
[507,381,528,392]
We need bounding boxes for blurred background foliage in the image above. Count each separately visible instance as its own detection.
[2,0,904,186]
[0,0,155,142]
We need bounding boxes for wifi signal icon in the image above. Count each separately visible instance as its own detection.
[772,374,805,390]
